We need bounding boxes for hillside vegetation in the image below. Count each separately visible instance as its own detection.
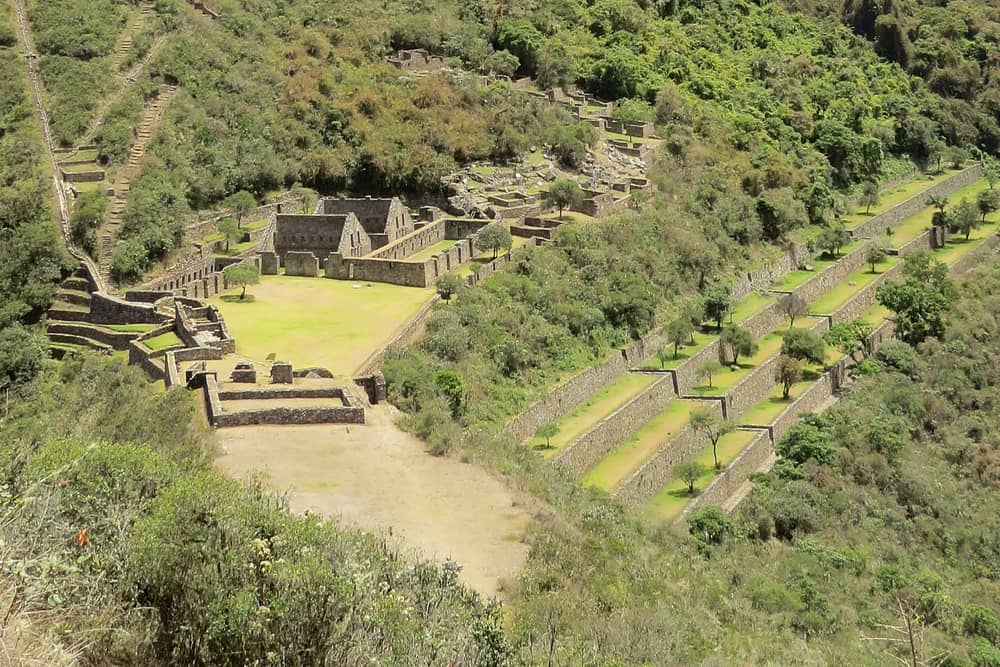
[2,0,1000,663]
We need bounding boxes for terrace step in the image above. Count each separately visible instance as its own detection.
[47,333,112,353]
[54,288,92,308]
[61,276,91,292]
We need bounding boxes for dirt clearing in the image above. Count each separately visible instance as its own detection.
[214,404,531,598]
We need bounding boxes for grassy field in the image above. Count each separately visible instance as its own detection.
[406,241,455,262]
[770,254,840,291]
[529,372,660,455]
[688,322,822,395]
[808,256,902,314]
[642,428,761,522]
[641,330,717,370]
[843,169,959,229]
[888,179,993,246]
[60,148,100,163]
[143,332,183,351]
[739,371,821,426]
[583,399,698,491]
[730,291,779,325]
[106,323,156,333]
[210,275,434,376]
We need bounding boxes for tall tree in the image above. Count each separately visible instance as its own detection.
[721,326,757,365]
[703,286,732,332]
[544,179,584,220]
[665,317,694,358]
[224,190,257,229]
[860,180,880,214]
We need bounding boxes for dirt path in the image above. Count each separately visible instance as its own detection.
[214,404,531,598]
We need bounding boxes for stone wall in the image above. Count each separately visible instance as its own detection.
[850,166,983,239]
[259,251,279,275]
[787,243,868,304]
[274,213,370,259]
[894,229,935,256]
[506,338,654,443]
[355,295,441,377]
[676,428,771,521]
[369,220,445,260]
[828,261,904,324]
[730,243,806,301]
[284,251,320,277]
[769,372,834,443]
[46,322,139,351]
[90,292,161,324]
[722,317,828,419]
[949,232,1000,275]
[217,387,349,400]
[325,254,432,287]
[185,193,303,242]
[128,340,166,381]
[614,400,724,506]
[555,374,677,474]
[669,339,723,396]
[213,405,365,427]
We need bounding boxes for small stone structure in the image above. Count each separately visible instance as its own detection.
[271,362,293,384]
[273,213,370,262]
[230,363,256,383]
[319,196,414,250]
[354,372,387,404]
[386,49,445,72]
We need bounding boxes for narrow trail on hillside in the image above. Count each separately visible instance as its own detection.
[98,83,179,285]
[9,0,105,292]
[79,32,169,148]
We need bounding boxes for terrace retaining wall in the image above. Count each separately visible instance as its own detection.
[614,400,724,506]
[555,374,677,474]
[676,429,771,521]
[355,295,441,377]
[850,166,982,240]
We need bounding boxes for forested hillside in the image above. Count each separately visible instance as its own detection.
[2,0,1000,663]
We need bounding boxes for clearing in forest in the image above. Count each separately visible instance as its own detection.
[210,275,434,376]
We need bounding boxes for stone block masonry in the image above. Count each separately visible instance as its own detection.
[284,251,319,277]
[850,165,983,240]
[676,428,771,522]
[782,243,868,305]
[613,399,724,506]
[555,373,677,475]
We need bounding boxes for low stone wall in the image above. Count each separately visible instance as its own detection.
[950,233,1000,275]
[369,220,445,260]
[614,399,725,506]
[90,292,161,324]
[894,229,935,256]
[355,295,441,377]
[128,340,166,381]
[718,317,829,420]
[669,339,722,397]
[850,166,983,240]
[677,428,771,522]
[465,238,540,287]
[46,322,138,351]
[506,338,654,444]
[787,243,868,305]
[555,374,677,474]
[827,261,904,324]
[164,351,183,388]
[738,299,784,340]
[214,405,365,427]
[730,244,805,302]
[124,290,173,303]
[326,255,432,287]
[768,372,834,443]
[217,387,346,400]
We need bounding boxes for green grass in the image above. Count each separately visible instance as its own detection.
[641,330,717,371]
[808,256,902,315]
[72,180,107,193]
[406,241,456,262]
[739,372,821,426]
[60,162,104,174]
[934,216,1000,266]
[60,148,100,162]
[730,291,779,325]
[583,399,698,491]
[862,303,893,327]
[106,323,156,333]
[214,239,258,257]
[143,332,183,351]
[770,254,840,291]
[642,428,761,522]
[887,179,993,246]
[843,169,959,229]
[529,372,660,455]
[210,275,435,376]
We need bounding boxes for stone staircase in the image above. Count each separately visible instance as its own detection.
[111,1,155,70]
[98,83,179,284]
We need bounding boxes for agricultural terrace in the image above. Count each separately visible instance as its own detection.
[211,275,434,376]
